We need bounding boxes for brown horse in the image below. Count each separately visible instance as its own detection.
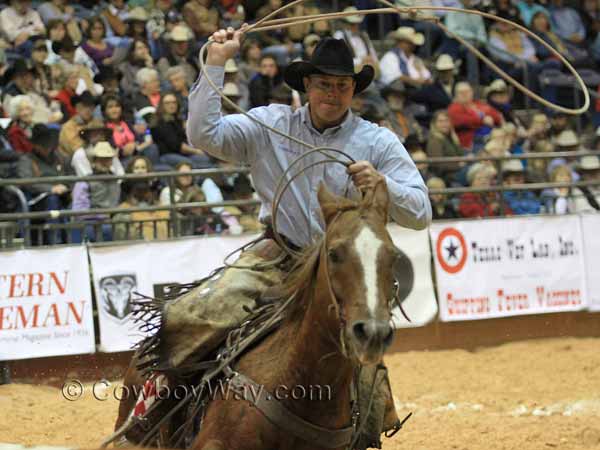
[190,180,400,450]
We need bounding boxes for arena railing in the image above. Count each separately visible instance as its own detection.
[0,151,599,248]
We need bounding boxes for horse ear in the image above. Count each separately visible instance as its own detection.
[362,179,389,222]
[318,182,339,225]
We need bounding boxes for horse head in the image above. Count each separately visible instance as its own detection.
[317,179,399,366]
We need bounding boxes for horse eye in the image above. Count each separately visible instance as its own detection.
[328,247,343,264]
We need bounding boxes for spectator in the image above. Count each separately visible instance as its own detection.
[302,34,320,60]
[223,58,250,111]
[548,0,586,47]
[71,141,122,242]
[81,17,117,70]
[541,163,593,213]
[2,59,36,115]
[165,66,191,121]
[125,7,150,42]
[517,0,550,27]
[124,154,164,198]
[248,55,284,108]
[131,67,162,110]
[577,155,600,210]
[238,39,262,85]
[131,107,165,170]
[333,7,380,79]
[549,129,581,180]
[71,118,122,177]
[549,111,573,139]
[102,95,138,163]
[44,19,67,64]
[94,66,123,97]
[380,80,425,142]
[221,173,263,233]
[423,54,457,112]
[119,39,155,94]
[159,161,228,235]
[529,10,588,66]
[484,79,526,130]
[150,92,214,169]
[380,27,432,91]
[523,112,553,182]
[157,24,198,86]
[410,148,431,182]
[113,180,170,241]
[427,176,458,219]
[182,0,220,41]
[100,0,129,40]
[447,81,503,151]
[58,90,98,158]
[0,0,46,54]
[53,64,83,119]
[37,0,82,45]
[16,124,69,244]
[147,0,173,59]
[7,96,35,154]
[501,159,541,215]
[458,162,505,217]
[221,82,242,115]
[426,110,465,184]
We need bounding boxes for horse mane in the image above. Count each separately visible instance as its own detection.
[278,238,323,323]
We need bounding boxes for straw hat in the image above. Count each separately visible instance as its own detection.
[578,155,600,171]
[485,79,508,97]
[169,25,193,42]
[390,27,425,46]
[467,162,496,185]
[224,59,238,73]
[222,82,241,98]
[501,158,524,174]
[92,141,117,159]
[554,129,579,147]
[303,33,320,48]
[126,7,149,22]
[343,6,364,24]
[434,54,455,71]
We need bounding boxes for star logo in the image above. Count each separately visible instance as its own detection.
[436,228,468,274]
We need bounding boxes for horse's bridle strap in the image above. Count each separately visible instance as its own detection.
[227,370,354,448]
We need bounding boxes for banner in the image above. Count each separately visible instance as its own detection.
[0,246,95,361]
[430,216,587,322]
[388,224,438,328]
[581,214,600,312]
[89,234,261,353]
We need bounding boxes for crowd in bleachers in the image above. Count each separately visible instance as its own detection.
[0,0,600,245]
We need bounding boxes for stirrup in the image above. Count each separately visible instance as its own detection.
[384,412,412,438]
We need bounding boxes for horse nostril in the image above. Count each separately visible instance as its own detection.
[352,321,369,343]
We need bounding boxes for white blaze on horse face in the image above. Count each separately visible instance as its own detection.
[354,225,383,317]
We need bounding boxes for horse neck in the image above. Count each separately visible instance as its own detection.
[277,250,354,425]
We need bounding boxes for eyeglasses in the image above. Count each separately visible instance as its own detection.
[34,46,47,52]
[309,77,354,94]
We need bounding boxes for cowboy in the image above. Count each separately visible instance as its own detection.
[118,33,430,450]
[191,29,427,445]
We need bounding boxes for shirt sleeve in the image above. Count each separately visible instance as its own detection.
[186,65,270,165]
[375,129,432,230]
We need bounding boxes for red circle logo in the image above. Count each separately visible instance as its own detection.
[436,227,468,274]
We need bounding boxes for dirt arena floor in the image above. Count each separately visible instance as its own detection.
[1,336,599,450]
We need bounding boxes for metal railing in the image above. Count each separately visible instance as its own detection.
[1,151,599,248]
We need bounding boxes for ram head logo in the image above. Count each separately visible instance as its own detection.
[99,274,137,321]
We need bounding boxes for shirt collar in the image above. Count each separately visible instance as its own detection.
[300,103,355,136]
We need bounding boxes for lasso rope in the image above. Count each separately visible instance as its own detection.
[197,1,590,255]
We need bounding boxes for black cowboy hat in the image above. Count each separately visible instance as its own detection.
[94,65,122,84]
[72,91,99,107]
[283,38,374,94]
[3,58,35,82]
[31,124,59,149]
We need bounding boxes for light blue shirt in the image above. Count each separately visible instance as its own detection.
[187,65,431,248]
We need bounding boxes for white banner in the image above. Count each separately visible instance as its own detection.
[89,234,261,353]
[581,213,600,312]
[0,246,95,361]
[388,224,438,328]
[430,216,587,322]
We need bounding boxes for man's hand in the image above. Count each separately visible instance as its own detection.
[206,24,248,66]
[347,161,385,191]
